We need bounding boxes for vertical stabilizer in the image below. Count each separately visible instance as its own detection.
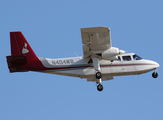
[7,32,43,73]
[10,32,38,62]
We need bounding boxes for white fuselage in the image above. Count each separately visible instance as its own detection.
[37,53,159,82]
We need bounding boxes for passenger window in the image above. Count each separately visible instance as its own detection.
[122,56,131,61]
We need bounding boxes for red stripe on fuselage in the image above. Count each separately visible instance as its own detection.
[29,63,157,71]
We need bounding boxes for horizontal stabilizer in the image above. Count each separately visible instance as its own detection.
[6,56,28,73]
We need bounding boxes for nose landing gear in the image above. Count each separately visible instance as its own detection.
[152,69,158,78]
[152,72,158,78]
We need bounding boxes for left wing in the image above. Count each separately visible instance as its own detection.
[81,26,111,58]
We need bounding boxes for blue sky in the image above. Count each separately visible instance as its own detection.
[0,0,163,120]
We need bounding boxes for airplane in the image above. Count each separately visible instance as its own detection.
[6,26,160,91]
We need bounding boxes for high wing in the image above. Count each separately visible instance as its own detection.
[81,26,117,85]
[81,26,111,58]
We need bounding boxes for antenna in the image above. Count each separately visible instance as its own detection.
[125,49,128,53]
[74,52,79,57]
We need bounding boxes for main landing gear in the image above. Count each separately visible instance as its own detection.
[92,56,103,91]
[97,84,103,91]
[152,69,158,78]
[96,72,102,79]
[96,71,103,91]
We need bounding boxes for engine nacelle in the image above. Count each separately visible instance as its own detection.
[94,47,125,60]
[102,47,120,59]
[91,47,125,60]
[105,56,118,60]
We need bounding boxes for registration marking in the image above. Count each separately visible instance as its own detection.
[51,59,74,65]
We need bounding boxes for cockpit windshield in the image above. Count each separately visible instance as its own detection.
[133,54,142,60]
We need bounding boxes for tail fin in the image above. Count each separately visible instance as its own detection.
[10,32,38,62]
[6,32,39,72]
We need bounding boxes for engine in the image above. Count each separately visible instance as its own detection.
[96,47,125,60]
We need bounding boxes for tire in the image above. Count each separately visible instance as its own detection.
[96,72,102,79]
[152,72,158,78]
[97,84,103,91]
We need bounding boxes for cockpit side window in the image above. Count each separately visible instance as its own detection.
[117,56,121,61]
[122,56,131,61]
[133,54,142,60]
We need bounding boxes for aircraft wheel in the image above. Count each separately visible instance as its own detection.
[96,72,102,79]
[152,72,158,78]
[97,84,103,91]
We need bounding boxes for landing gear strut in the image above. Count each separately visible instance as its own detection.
[152,69,158,78]
[96,74,103,91]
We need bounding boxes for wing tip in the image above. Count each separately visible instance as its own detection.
[81,26,110,32]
